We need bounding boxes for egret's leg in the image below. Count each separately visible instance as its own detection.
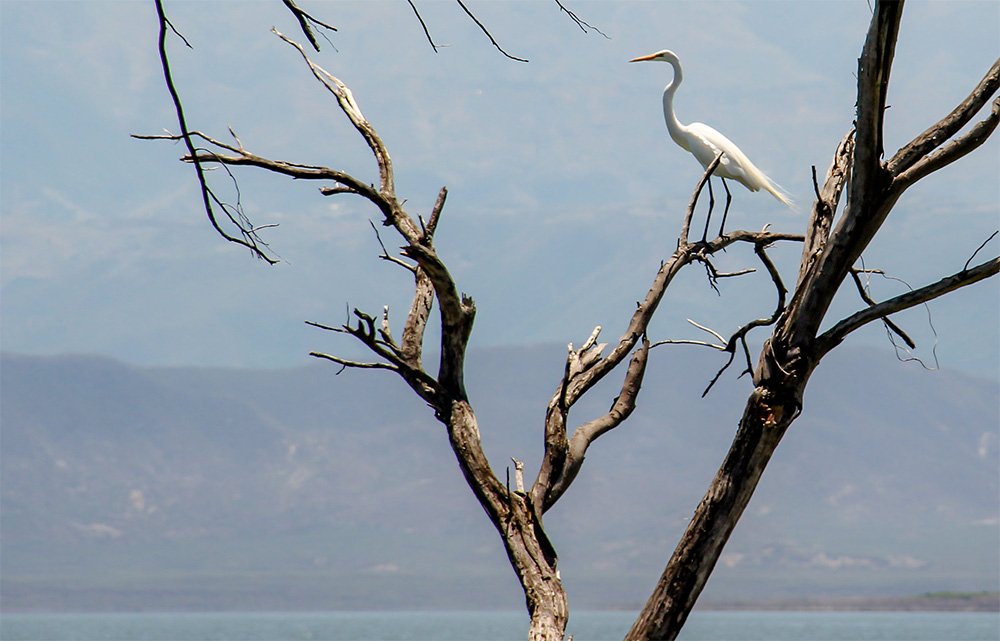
[702,178,716,243]
[718,179,733,237]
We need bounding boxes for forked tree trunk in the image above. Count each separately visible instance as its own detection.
[442,399,569,640]
[497,488,568,641]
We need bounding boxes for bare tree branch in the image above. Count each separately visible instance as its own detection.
[309,307,443,403]
[309,351,397,371]
[150,0,277,263]
[858,1,902,163]
[776,2,905,360]
[528,160,804,517]
[191,147,376,196]
[693,241,792,396]
[133,130,393,226]
[553,0,610,38]
[273,28,416,240]
[455,0,529,62]
[401,267,435,369]
[816,256,1000,358]
[652,337,726,350]
[408,0,608,59]
[966,231,999,271]
[543,335,650,510]
[423,187,448,241]
[849,267,915,348]
[892,95,1000,192]
[402,242,476,399]
[369,220,418,272]
[407,0,443,53]
[687,319,728,345]
[282,0,337,52]
[888,57,1000,175]
[797,129,855,284]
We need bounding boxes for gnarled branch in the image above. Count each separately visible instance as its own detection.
[797,129,855,284]
[543,334,650,511]
[529,161,804,517]
[273,28,404,225]
[892,95,1000,192]
[816,256,1000,359]
[888,57,1000,176]
[148,0,277,263]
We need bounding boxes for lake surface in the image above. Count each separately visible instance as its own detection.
[2,610,998,641]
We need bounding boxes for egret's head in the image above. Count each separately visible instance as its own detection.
[629,50,679,64]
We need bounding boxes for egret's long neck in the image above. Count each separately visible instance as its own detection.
[661,59,688,146]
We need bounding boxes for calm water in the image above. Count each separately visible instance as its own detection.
[1,610,998,641]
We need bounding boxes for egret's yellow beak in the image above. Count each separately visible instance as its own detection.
[629,53,660,63]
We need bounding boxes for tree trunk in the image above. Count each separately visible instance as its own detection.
[526,571,568,641]
[443,399,569,640]
[624,369,805,640]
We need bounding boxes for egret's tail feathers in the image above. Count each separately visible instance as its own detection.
[763,180,796,211]
[736,153,796,211]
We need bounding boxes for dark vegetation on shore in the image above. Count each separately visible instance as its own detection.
[703,591,1000,612]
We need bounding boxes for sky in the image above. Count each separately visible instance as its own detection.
[2,1,998,380]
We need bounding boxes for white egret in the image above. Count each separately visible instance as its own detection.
[630,49,793,239]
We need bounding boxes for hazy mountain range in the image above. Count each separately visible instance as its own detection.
[1,345,997,612]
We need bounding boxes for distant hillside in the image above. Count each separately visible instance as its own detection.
[1,346,997,612]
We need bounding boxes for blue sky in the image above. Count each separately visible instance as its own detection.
[2,1,998,380]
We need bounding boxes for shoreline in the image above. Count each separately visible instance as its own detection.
[699,592,1000,612]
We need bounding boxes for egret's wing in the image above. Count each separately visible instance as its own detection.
[688,122,764,187]
[686,123,732,170]
[688,124,795,208]
[690,122,777,192]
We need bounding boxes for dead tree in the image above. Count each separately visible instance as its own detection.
[141,1,999,639]
[625,3,999,638]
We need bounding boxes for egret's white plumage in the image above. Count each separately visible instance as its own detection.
[630,49,793,209]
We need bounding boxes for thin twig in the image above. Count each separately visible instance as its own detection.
[965,230,999,271]
[849,265,915,348]
[455,0,528,62]
[714,268,756,278]
[309,351,397,371]
[408,0,443,53]
[305,319,345,333]
[651,339,726,350]
[698,241,789,396]
[869,269,938,368]
[703,351,738,397]
[553,0,610,38]
[687,319,726,344]
[369,220,418,272]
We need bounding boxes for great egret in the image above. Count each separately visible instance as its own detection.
[630,49,793,239]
